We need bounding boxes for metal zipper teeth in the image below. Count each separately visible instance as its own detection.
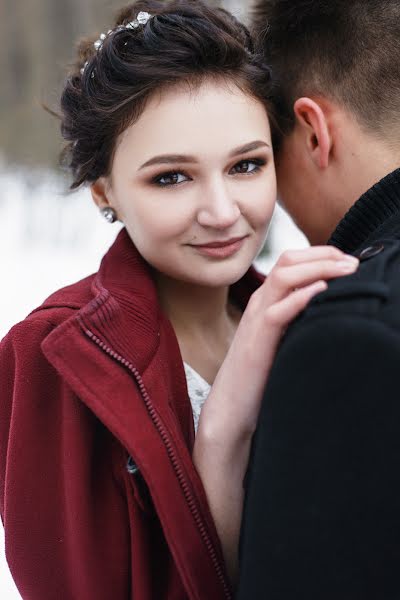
[84,329,232,600]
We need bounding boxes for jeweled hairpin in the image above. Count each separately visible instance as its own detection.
[80,12,153,76]
[127,11,153,27]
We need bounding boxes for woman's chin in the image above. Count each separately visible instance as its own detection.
[179,260,255,288]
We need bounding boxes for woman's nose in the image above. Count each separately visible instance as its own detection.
[197,179,241,229]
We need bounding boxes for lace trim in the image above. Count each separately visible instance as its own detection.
[183,362,211,434]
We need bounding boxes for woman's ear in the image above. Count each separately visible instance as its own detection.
[90,177,113,210]
[293,97,332,169]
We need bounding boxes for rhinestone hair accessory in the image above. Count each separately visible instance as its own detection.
[80,11,153,76]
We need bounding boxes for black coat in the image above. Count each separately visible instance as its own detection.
[238,168,400,599]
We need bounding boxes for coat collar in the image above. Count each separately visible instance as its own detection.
[41,225,263,457]
[73,227,263,374]
[328,168,400,254]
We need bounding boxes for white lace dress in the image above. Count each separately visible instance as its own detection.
[183,362,211,434]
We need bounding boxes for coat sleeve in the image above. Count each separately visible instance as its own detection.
[0,318,130,600]
[237,312,400,600]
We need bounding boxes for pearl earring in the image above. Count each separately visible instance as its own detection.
[100,207,117,223]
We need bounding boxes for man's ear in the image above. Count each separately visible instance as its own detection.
[90,177,114,210]
[293,97,332,169]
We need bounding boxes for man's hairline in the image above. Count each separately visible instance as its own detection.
[275,87,396,150]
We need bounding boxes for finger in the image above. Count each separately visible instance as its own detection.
[265,280,328,328]
[276,246,352,267]
[266,257,359,299]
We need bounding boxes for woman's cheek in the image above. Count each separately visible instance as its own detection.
[247,193,275,233]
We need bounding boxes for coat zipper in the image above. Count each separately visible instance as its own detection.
[84,328,232,600]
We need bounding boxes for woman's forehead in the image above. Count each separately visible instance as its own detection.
[114,80,272,169]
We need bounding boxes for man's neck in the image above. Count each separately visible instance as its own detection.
[328,167,400,253]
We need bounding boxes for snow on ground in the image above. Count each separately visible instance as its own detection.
[0,165,307,598]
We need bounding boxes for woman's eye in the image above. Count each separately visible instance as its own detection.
[230,159,265,175]
[153,172,190,186]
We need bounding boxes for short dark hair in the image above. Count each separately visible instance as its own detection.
[53,0,274,190]
[252,0,400,141]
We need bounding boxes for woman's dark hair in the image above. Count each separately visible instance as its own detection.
[56,0,275,190]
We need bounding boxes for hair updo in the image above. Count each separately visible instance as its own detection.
[58,0,274,190]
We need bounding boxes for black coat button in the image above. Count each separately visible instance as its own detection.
[358,244,385,261]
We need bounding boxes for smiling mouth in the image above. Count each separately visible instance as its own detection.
[190,236,248,249]
[188,236,248,259]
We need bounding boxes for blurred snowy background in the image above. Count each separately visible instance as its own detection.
[0,0,307,597]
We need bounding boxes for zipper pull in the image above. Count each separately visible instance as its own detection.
[126,455,139,475]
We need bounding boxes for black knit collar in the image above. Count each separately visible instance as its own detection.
[328,168,400,254]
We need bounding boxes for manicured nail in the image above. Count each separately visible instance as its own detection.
[337,260,358,272]
[313,281,328,292]
[342,255,359,263]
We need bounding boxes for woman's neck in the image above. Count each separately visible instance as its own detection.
[155,274,241,382]
[156,273,235,331]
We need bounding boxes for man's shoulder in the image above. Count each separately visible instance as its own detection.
[296,237,400,332]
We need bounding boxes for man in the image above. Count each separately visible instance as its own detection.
[238,2,400,598]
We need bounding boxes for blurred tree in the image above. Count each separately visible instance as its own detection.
[0,0,252,171]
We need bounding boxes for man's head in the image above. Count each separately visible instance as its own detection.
[253,0,400,244]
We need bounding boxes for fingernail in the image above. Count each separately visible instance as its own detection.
[314,281,328,292]
[337,260,358,272]
[342,255,359,263]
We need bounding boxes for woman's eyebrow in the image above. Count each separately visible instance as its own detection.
[139,154,196,170]
[229,140,270,157]
[138,140,270,170]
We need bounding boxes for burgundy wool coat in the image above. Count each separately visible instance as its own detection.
[0,228,263,600]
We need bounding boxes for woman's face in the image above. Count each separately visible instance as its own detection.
[94,79,276,287]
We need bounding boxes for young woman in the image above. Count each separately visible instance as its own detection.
[0,1,359,598]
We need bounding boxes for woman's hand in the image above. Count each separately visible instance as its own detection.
[193,245,359,584]
[201,245,359,437]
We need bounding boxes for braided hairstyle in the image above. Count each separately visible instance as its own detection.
[56,0,275,190]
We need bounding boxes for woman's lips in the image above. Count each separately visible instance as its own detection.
[189,236,248,259]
